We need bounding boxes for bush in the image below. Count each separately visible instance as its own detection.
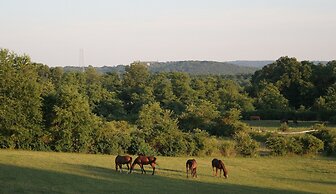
[152,130,188,156]
[266,135,288,156]
[190,128,210,156]
[312,129,336,155]
[0,136,15,149]
[214,108,250,137]
[201,137,222,156]
[219,140,236,157]
[286,136,303,155]
[300,134,324,154]
[92,121,133,154]
[128,136,157,156]
[234,132,259,157]
[279,123,289,132]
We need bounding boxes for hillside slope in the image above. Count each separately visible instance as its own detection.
[64,61,258,75]
[0,150,335,194]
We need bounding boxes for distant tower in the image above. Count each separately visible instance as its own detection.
[79,48,85,72]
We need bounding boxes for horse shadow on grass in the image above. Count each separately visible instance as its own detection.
[0,163,312,194]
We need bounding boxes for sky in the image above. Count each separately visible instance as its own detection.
[0,0,335,66]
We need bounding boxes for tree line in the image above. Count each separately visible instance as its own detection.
[0,49,335,156]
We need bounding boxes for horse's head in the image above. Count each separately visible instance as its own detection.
[223,167,228,178]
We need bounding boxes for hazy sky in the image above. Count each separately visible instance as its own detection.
[1,0,335,66]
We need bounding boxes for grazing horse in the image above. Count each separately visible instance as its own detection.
[212,158,228,178]
[115,155,132,173]
[186,159,197,178]
[130,156,156,175]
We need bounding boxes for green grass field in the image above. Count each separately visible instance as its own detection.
[0,150,335,194]
[244,120,336,132]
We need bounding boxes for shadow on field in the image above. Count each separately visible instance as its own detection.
[0,164,311,194]
[274,177,336,186]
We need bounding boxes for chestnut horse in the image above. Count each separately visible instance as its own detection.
[129,156,156,175]
[186,159,197,178]
[212,158,228,178]
[115,155,132,172]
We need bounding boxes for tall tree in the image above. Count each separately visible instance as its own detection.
[252,57,314,108]
[0,49,44,149]
[255,81,289,110]
[217,80,254,113]
[50,84,99,152]
[120,62,154,118]
[179,100,220,132]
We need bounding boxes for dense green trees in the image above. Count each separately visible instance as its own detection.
[0,50,44,149]
[255,81,289,110]
[252,57,314,108]
[1,49,335,156]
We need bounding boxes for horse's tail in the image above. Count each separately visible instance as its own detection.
[186,162,189,178]
[115,156,118,171]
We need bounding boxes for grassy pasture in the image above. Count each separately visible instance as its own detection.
[244,120,336,132]
[0,150,335,194]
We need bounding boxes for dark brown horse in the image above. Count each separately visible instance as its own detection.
[186,159,197,178]
[129,156,156,175]
[115,155,132,173]
[212,158,228,178]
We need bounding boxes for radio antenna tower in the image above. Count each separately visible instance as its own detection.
[79,48,85,72]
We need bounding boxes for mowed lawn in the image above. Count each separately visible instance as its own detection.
[0,150,335,194]
[244,120,336,132]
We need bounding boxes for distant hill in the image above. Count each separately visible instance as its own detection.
[227,60,330,67]
[64,61,259,75]
[147,61,258,75]
[227,60,274,67]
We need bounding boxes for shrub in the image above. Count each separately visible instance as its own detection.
[312,129,336,155]
[152,130,188,156]
[286,136,303,155]
[219,140,236,157]
[190,128,210,156]
[279,123,289,132]
[201,137,221,156]
[128,136,157,156]
[0,136,15,149]
[266,135,288,156]
[300,134,324,154]
[92,121,133,154]
[234,132,259,157]
[214,108,250,137]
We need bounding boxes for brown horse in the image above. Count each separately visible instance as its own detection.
[115,155,132,173]
[212,158,228,178]
[186,159,197,178]
[129,156,156,175]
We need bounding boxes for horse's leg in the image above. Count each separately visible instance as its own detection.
[216,168,218,176]
[219,168,222,177]
[150,163,155,175]
[115,162,118,172]
[138,164,143,174]
[142,164,147,174]
[119,164,122,173]
[186,167,189,178]
[130,162,136,174]
[194,168,197,178]
[127,163,130,170]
